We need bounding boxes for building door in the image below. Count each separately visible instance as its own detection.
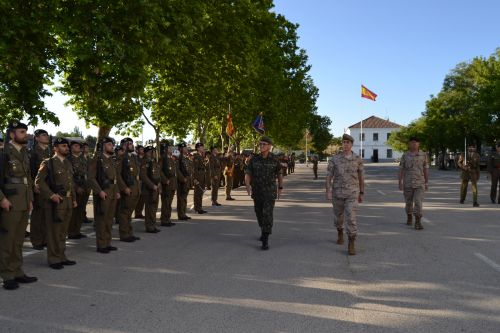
[373,149,379,162]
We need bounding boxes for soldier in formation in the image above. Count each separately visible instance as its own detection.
[458,143,481,207]
[67,141,89,239]
[192,142,208,214]
[140,146,161,233]
[176,142,192,220]
[159,141,177,227]
[209,146,222,206]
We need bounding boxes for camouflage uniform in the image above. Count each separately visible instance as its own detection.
[140,154,161,232]
[458,151,480,205]
[326,152,363,237]
[399,151,429,218]
[245,153,282,234]
[488,149,500,203]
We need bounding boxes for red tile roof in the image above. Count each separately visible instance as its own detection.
[349,115,402,129]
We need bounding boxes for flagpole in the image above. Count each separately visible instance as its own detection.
[360,118,363,159]
[464,137,467,165]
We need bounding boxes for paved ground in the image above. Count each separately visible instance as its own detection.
[1,162,499,332]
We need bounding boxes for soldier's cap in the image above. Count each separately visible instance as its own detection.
[120,137,133,145]
[70,140,82,147]
[195,142,204,149]
[53,137,69,146]
[260,136,273,145]
[409,136,419,142]
[342,133,354,143]
[144,146,155,153]
[177,142,187,149]
[135,145,144,150]
[102,137,115,145]
[7,120,28,131]
[34,129,48,136]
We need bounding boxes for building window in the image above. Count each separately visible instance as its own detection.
[387,149,393,158]
[373,133,378,141]
[387,133,391,140]
[359,133,365,141]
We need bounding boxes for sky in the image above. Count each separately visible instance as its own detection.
[35,0,500,141]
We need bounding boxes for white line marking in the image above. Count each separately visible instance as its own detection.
[475,252,500,273]
[23,250,40,257]
[376,190,386,196]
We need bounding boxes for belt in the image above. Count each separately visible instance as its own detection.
[5,177,28,185]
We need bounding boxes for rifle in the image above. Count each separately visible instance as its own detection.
[94,142,108,215]
[29,137,39,180]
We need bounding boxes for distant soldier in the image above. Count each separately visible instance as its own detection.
[208,146,222,206]
[458,143,481,207]
[159,141,177,227]
[488,143,500,204]
[140,146,161,233]
[67,141,89,239]
[134,145,146,219]
[219,147,227,188]
[245,136,283,250]
[88,137,120,253]
[224,149,235,200]
[290,153,296,173]
[36,137,77,269]
[312,155,319,179]
[29,129,50,250]
[325,134,364,256]
[116,138,142,242]
[192,142,207,214]
[398,137,429,230]
[0,121,38,290]
[176,142,192,220]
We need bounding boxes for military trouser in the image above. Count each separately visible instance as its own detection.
[160,187,176,223]
[94,194,116,249]
[46,199,72,265]
[143,189,159,231]
[220,171,225,187]
[0,210,29,281]
[313,167,318,179]
[225,175,233,198]
[30,193,49,247]
[211,177,220,203]
[177,182,190,218]
[253,198,275,234]
[68,191,87,237]
[193,180,204,211]
[135,192,145,217]
[404,187,425,217]
[118,194,139,239]
[332,196,358,237]
[490,169,500,203]
[460,177,478,203]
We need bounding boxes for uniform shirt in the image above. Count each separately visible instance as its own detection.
[458,151,480,179]
[488,151,500,172]
[116,153,141,195]
[141,157,161,190]
[88,154,118,197]
[68,154,89,191]
[327,152,363,198]
[0,143,33,211]
[208,154,221,179]
[224,154,234,176]
[245,153,281,200]
[160,155,177,191]
[177,155,192,187]
[192,153,206,183]
[36,155,75,202]
[399,151,429,189]
[30,144,50,180]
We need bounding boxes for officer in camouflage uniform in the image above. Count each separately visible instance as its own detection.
[458,143,481,207]
[209,146,222,206]
[0,121,37,290]
[67,141,89,239]
[29,129,50,250]
[140,146,161,233]
[36,137,77,269]
[398,137,429,230]
[177,142,191,220]
[488,143,500,204]
[192,142,207,214]
[245,136,283,250]
[326,134,364,256]
[159,141,177,227]
[89,137,120,253]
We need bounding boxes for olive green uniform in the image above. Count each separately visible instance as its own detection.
[488,151,500,203]
[140,157,161,231]
[458,152,480,204]
[399,151,429,217]
[88,154,118,250]
[177,154,191,219]
[134,155,145,217]
[192,153,206,211]
[160,154,177,224]
[0,143,33,281]
[36,156,76,265]
[116,153,141,239]
[68,154,89,237]
[208,154,222,204]
[29,144,50,248]
[312,159,319,179]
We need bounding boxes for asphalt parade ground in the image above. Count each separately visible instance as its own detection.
[1,162,499,333]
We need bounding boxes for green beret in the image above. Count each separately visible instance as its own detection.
[260,136,273,145]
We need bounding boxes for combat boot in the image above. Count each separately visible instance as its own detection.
[414,216,423,230]
[261,233,269,250]
[336,229,344,245]
[406,214,413,226]
[348,236,356,255]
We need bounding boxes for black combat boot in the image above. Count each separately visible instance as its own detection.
[336,229,344,245]
[414,216,423,230]
[261,233,269,250]
[406,214,413,226]
[348,236,356,255]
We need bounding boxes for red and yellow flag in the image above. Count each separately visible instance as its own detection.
[361,85,377,101]
[226,112,235,137]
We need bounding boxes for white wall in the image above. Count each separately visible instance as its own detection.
[347,127,403,161]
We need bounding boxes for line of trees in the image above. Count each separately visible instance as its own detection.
[0,0,332,152]
[388,49,500,156]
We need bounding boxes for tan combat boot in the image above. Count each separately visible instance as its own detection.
[348,236,356,255]
[406,214,413,226]
[337,229,344,245]
[415,216,423,230]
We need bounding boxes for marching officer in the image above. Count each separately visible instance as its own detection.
[140,146,161,233]
[36,137,77,269]
[159,141,177,227]
[0,121,37,290]
[88,137,120,253]
[29,128,50,250]
[209,146,222,206]
[176,142,191,220]
[458,143,481,207]
[192,142,207,214]
[67,141,89,239]
[488,143,500,204]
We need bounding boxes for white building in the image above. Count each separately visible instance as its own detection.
[347,115,403,162]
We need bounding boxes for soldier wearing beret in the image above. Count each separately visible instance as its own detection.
[67,141,89,239]
[245,136,283,250]
[176,142,192,220]
[192,142,207,214]
[0,121,38,290]
[208,146,222,206]
[29,128,51,250]
[458,142,481,207]
[398,137,429,230]
[140,146,161,233]
[326,133,364,255]
[36,137,78,269]
[116,138,141,242]
[159,141,177,227]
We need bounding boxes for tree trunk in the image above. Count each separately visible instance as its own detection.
[95,125,112,154]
